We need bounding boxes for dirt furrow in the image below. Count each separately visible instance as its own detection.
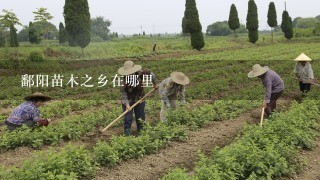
[289,139,320,180]
[93,109,260,180]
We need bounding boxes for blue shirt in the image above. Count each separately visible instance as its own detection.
[7,101,40,125]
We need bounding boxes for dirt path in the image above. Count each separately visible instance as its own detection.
[290,139,320,180]
[93,109,260,180]
[93,99,292,180]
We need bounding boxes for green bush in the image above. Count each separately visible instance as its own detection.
[294,28,314,37]
[191,31,205,50]
[29,51,45,62]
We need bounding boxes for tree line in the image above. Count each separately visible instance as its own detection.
[0,0,115,53]
[181,0,296,50]
[1,0,319,52]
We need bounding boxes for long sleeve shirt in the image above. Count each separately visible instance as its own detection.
[294,62,314,80]
[159,77,186,107]
[7,101,40,125]
[260,70,284,103]
[120,70,157,106]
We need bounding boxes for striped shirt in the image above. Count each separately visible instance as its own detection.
[7,101,40,125]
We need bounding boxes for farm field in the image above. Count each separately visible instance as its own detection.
[0,36,320,180]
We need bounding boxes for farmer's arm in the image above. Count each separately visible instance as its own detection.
[31,108,40,122]
[294,64,300,78]
[264,78,272,104]
[179,85,186,104]
[143,70,159,88]
[307,67,314,80]
[120,85,130,107]
[159,79,172,108]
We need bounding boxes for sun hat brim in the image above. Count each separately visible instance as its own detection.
[294,53,312,62]
[118,65,142,76]
[247,66,269,78]
[24,93,52,101]
[170,72,190,85]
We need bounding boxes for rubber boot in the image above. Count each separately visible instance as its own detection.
[124,128,131,136]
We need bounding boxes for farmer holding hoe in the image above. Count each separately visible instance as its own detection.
[159,72,190,121]
[118,61,158,136]
[4,92,51,131]
[248,64,284,118]
[293,53,315,96]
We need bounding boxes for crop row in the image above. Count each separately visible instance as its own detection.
[174,43,320,61]
[2,55,318,102]
[162,100,320,180]
[0,100,258,179]
[0,104,122,150]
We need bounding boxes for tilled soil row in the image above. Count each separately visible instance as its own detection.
[93,109,260,180]
[94,99,292,180]
[282,139,320,180]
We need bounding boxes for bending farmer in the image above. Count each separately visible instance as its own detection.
[159,72,190,121]
[248,64,284,118]
[5,92,51,131]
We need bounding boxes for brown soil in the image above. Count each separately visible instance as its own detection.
[93,99,291,180]
[0,113,156,169]
[286,139,320,180]
[93,109,259,180]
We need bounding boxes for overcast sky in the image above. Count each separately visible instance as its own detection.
[0,0,319,35]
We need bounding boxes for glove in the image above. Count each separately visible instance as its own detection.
[38,119,49,126]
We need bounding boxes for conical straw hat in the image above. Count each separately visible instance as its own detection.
[294,53,311,61]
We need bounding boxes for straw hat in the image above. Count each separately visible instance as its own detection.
[247,64,269,78]
[24,92,52,101]
[294,53,312,62]
[118,61,142,76]
[170,72,190,85]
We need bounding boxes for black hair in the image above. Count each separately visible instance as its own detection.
[29,97,46,103]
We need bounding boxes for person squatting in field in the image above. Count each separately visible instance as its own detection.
[248,64,284,118]
[293,53,314,96]
[4,92,51,131]
[159,72,190,121]
[118,61,158,136]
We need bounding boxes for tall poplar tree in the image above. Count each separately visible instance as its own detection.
[59,22,67,44]
[228,4,240,37]
[281,10,293,40]
[64,0,91,55]
[9,24,18,47]
[246,0,259,44]
[267,2,277,42]
[182,0,204,50]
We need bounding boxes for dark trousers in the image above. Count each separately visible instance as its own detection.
[299,82,311,93]
[265,91,283,117]
[122,101,145,131]
[5,120,36,131]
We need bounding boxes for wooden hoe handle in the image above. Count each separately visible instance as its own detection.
[100,88,156,133]
[260,107,265,127]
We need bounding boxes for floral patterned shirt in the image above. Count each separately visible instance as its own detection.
[7,101,40,125]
